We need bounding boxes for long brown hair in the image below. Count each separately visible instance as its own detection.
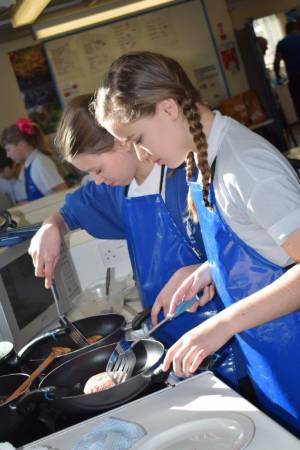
[1,121,51,156]
[94,51,211,213]
[55,94,114,162]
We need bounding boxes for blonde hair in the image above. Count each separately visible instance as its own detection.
[94,51,211,213]
[55,94,114,162]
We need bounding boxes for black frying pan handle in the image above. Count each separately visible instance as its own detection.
[17,385,80,415]
[148,354,219,384]
[15,387,52,416]
[131,307,152,330]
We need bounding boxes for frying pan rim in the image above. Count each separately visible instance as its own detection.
[0,372,30,380]
[0,372,32,407]
[18,313,127,363]
[38,338,165,399]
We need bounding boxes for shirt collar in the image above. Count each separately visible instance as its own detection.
[128,164,162,196]
[206,110,228,167]
[24,149,38,168]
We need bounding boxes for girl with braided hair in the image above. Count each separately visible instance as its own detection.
[94,51,300,436]
[30,94,242,390]
[1,118,67,201]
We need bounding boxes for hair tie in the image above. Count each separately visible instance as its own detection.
[16,117,34,136]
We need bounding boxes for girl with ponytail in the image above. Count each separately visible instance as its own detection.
[94,51,300,436]
[1,118,67,201]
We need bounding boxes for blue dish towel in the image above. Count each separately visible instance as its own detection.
[72,417,146,450]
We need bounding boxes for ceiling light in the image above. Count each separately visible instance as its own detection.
[11,0,51,27]
[34,0,176,40]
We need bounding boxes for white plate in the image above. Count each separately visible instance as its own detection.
[137,412,255,450]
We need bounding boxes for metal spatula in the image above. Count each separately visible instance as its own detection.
[106,294,200,384]
[51,284,89,348]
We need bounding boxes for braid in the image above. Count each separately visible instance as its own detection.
[181,97,211,208]
[185,151,198,222]
[185,151,195,182]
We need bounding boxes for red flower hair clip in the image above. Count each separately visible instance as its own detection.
[16,117,34,136]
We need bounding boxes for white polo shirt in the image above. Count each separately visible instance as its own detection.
[0,177,26,203]
[196,111,300,267]
[127,164,166,199]
[0,177,16,204]
[21,149,64,196]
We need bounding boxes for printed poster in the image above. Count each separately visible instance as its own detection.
[9,45,62,134]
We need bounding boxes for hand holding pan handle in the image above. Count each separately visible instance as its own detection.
[131,292,205,331]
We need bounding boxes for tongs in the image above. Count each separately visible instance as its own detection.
[106,294,200,384]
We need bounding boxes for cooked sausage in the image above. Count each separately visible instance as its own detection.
[51,346,72,355]
[86,335,103,344]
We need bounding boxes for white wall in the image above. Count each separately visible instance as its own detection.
[204,0,249,96]
[0,36,37,131]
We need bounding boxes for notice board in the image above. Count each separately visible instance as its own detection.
[45,0,227,108]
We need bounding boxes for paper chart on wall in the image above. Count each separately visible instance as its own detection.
[142,10,179,53]
[81,27,117,75]
[46,40,85,79]
[194,64,225,107]
[45,0,227,106]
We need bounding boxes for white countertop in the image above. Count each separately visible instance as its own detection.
[22,372,300,450]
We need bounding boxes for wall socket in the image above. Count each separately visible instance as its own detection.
[98,239,130,269]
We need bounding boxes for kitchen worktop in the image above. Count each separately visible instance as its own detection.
[22,372,300,450]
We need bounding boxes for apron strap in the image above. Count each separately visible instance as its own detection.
[211,158,217,181]
[159,165,166,194]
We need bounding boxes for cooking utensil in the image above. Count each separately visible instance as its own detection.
[0,341,19,376]
[2,348,62,405]
[17,339,165,416]
[18,313,126,372]
[0,219,40,247]
[107,295,200,384]
[0,373,33,438]
[51,284,89,348]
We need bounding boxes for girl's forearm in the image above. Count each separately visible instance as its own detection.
[43,213,69,236]
[222,264,300,335]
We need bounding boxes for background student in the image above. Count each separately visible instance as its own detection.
[0,146,26,204]
[274,20,300,121]
[29,94,238,388]
[1,117,67,201]
[94,51,300,435]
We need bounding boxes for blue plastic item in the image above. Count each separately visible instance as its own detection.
[0,223,40,247]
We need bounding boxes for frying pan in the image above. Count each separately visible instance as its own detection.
[0,373,36,438]
[18,339,165,415]
[18,313,126,372]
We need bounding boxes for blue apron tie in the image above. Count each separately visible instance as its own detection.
[25,163,44,201]
[122,166,240,388]
[190,161,300,436]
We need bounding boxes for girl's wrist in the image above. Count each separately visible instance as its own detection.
[216,308,237,339]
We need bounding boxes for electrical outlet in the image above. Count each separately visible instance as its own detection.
[98,240,129,268]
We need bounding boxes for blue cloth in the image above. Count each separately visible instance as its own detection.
[276,32,300,77]
[72,417,146,450]
[24,163,44,201]
[190,170,300,436]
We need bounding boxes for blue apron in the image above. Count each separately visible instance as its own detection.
[190,159,300,436]
[123,166,240,388]
[24,163,44,201]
